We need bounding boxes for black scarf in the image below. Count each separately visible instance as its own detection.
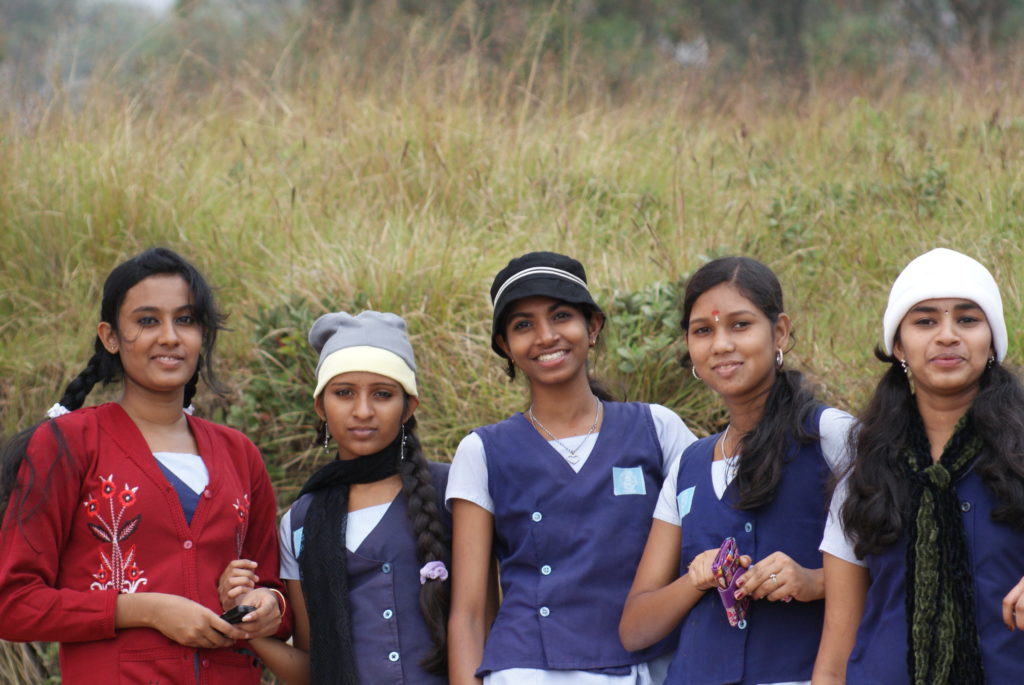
[298,432,402,685]
[901,409,985,685]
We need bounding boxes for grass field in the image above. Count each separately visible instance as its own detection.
[2,8,1024,680]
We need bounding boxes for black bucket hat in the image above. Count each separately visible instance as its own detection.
[489,251,601,357]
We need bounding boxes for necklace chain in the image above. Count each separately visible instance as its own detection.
[528,396,602,464]
[719,424,741,461]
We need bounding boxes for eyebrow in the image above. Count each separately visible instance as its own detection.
[507,302,566,319]
[327,380,402,390]
[689,309,759,325]
[909,303,982,313]
[128,304,195,314]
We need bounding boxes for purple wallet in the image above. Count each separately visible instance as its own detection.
[710,537,749,627]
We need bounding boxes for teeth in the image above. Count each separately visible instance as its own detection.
[537,351,566,362]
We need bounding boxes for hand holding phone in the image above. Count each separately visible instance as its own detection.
[219,604,257,625]
[710,537,749,628]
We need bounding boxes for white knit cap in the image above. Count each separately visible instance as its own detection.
[883,248,1006,361]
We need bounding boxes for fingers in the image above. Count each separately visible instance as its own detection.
[735,553,796,602]
[686,548,720,592]
[1002,577,1024,630]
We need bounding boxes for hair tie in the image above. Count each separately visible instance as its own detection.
[419,560,448,585]
[46,403,71,419]
[184,404,195,415]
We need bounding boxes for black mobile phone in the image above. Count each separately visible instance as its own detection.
[219,604,257,625]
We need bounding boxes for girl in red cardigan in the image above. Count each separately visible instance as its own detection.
[0,247,287,684]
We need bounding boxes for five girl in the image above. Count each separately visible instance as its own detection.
[3,245,1022,685]
[813,248,1024,684]
[446,251,698,684]
[619,257,853,685]
[0,247,286,684]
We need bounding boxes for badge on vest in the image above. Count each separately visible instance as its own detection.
[612,466,647,496]
[293,527,304,557]
[677,486,695,520]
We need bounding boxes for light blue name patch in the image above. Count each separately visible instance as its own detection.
[612,466,647,496]
[677,486,696,520]
[293,527,304,558]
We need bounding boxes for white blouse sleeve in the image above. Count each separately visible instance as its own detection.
[278,508,301,580]
[445,432,494,513]
[820,475,867,567]
[652,455,683,525]
[649,404,699,477]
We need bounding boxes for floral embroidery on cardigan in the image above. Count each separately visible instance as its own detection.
[233,493,250,557]
[83,474,147,593]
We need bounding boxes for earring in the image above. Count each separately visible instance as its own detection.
[988,356,996,369]
[400,424,408,461]
[899,358,908,375]
[692,366,701,381]
[775,349,784,370]
[323,426,331,454]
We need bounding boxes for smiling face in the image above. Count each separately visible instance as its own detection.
[495,295,603,389]
[685,282,789,407]
[893,298,993,401]
[316,371,418,461]
[98,274,203,403]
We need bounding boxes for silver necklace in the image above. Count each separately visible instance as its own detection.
[528,396,602,465]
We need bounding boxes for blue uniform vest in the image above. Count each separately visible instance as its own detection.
[847,466,1024,684]
[476,402,675,674]
[288,462,450,685]
[666,406,829,685]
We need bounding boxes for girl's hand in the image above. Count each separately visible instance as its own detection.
[232,587,283,639]
[218,559,259,610]
[149,594,247,649]
[686,548,722,592]
[1002,575,1024,630]
[735,551,823,603]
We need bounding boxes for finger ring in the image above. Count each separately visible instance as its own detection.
[769,573,778,584]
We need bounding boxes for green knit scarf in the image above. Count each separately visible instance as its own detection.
[902,410,985,685]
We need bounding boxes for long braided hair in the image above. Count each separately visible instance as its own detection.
[396,414,450,674]
[0,247,225,523]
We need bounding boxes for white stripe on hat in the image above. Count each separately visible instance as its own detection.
[491,266,590,310]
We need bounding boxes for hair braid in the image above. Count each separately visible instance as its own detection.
[397,416,450,675]
[59,349,120,411]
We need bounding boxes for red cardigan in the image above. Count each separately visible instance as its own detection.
[0,403,290,684]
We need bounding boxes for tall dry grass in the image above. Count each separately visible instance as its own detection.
[2,5,1024,681]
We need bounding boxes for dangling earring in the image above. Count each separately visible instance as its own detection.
[692,366,701,381]
[775,349,784,370]
[400,424,408,461]
[988,356,996,369]
[323,426,332,454]
[899,358,908,375]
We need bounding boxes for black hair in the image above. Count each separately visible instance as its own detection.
[495,300,617,402]
[681,257,819,510]
[397,414,450,674]
[1,247,225,522]
[841,349,1024,557]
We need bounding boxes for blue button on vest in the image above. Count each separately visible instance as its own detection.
[476,402,676,674]
[666,406,829,685]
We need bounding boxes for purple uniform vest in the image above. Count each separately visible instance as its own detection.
[847,467,1024,684]
[475,401,676,675]
[288,462,449,685]
[666,406,829,685]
